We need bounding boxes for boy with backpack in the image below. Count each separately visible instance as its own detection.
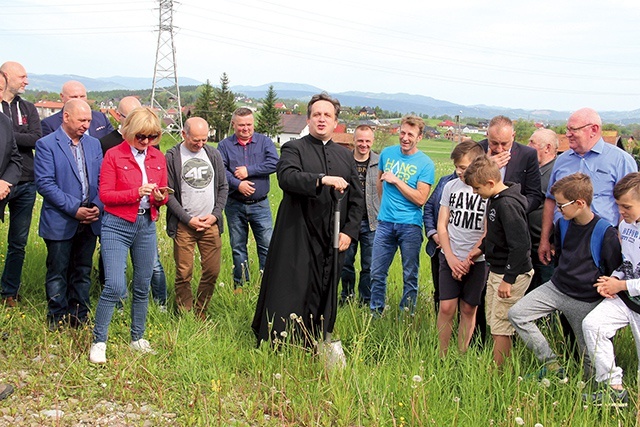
[508,173,622,379]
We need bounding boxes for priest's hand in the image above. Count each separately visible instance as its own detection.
[321,176,349,192]
[338,232,351,252]
[489,150,510,169]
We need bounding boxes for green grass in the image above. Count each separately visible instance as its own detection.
[0,142,637,426]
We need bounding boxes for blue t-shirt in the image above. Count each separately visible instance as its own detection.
[378,145,435,226]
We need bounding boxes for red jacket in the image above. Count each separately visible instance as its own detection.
[99,141,168,222]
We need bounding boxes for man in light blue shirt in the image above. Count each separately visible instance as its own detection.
[539,107,637,265]
[369,115,435,315]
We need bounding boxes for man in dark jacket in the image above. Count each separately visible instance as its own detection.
[252,93,364,346]
[165,117,228,320]
[0,61,39,307]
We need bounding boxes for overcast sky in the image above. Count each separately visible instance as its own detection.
[1,0,639,112]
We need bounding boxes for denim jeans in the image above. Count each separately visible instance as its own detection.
[1,182,36,298]
[44,224,97,323]
[150,252,167,305]
[369,221,423,314]
[340,219,375,303]
[93,212,157,343]
[225,198,273,286]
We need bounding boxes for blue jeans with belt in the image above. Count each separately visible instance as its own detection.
[224,197,273,286]
[93,212,157,343]
[369,221,423,314]
[1,181,36,299]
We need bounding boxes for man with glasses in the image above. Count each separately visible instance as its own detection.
[41,80,114,139]
[539,108,637,265]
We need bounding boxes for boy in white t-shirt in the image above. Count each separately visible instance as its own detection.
[582,172,640,407]
[436,140,487,356]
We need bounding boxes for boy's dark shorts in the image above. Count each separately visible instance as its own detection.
[438,252,487,306]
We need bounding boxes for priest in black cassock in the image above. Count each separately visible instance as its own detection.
[252,93,364,346]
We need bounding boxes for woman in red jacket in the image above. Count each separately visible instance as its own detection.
[90,107,169,364]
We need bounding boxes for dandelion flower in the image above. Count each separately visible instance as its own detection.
[515,417,524,425]
[412,375,422,383]
[398,402,404,407]
[219,282,225,288]
[453,396,460,403]
[558,376,568,384]
[517,376,523,383]
[289,313,298,320]
[280,331,288,338]
[577,381,586,390]
[535,423,544,427]
[541,378,551,388]
[273,373,282,380]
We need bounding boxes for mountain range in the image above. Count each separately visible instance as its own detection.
[27,75,640,124]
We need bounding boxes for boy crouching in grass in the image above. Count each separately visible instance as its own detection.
[509,173,622,381]
[582,172,640,407]
[464,154,533,366]
[436,141,487,357]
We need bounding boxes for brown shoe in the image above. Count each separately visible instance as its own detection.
[233,287,243,295]
[0,383,14,400]
[195,310,207,322]
[2,297,16,308]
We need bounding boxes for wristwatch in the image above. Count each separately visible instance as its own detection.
[317,173,326,187]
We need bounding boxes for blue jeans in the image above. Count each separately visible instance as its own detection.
[150,252,167,305]
[44,224,97,323]
[369,221,423,314]
[93,212,157,343]
[340,219,375,303]
[225,197,273,286]
[1,182,36,298]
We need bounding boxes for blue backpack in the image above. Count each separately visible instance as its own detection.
[558,217,611,274]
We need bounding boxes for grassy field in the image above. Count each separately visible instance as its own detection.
[0,138,638,426]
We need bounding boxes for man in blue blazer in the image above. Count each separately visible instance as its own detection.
[34,99,103,330]
[41,80,114,139]
[479,115,543,214]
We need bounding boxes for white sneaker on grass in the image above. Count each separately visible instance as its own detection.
[89,342,107,364]
[130,339,157,354]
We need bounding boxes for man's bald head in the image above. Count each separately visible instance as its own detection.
[528,128,558,166]
[117,96,142,120]
[182,117,210,153]
[0,61,28,97]
[62,99,92,142]
[60,81,88,103]
[566,107,602,155]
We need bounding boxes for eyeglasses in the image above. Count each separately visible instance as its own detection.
[565,124,593,134]
[557,200,576,212]
[135,134,160,142]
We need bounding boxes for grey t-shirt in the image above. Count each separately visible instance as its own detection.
[179,144,215,218]
[440,178,487,261]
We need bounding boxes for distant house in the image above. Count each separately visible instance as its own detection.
[276,114,308,146]
[556,132,620,153]
[438,120,456,127]
[332,132,353,149]
[35,101,63,119]
[358,107,377,118]
[423,126,440,139]
[275,102,287,110]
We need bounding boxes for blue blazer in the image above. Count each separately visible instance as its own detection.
[41,110,114,140]
[34,127,103,240]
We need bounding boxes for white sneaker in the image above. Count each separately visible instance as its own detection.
[89,342,107,364]
[130,339,157,355]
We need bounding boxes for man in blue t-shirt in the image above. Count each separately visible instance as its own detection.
[370,115,435,315]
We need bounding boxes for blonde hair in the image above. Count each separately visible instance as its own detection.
[121,107,162,142]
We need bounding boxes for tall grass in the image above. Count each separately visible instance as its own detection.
[0,139,637,426]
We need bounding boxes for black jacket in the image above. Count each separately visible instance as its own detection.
[1,95,41,182]
[481,182,532,284]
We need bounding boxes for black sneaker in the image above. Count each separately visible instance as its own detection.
[583,387,629,408]
[526,363,568,381]
[0,383,14,400]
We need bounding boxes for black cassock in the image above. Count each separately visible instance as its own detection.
[251,135,364,346]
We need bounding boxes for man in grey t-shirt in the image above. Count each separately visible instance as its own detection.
[165,117,228,320]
